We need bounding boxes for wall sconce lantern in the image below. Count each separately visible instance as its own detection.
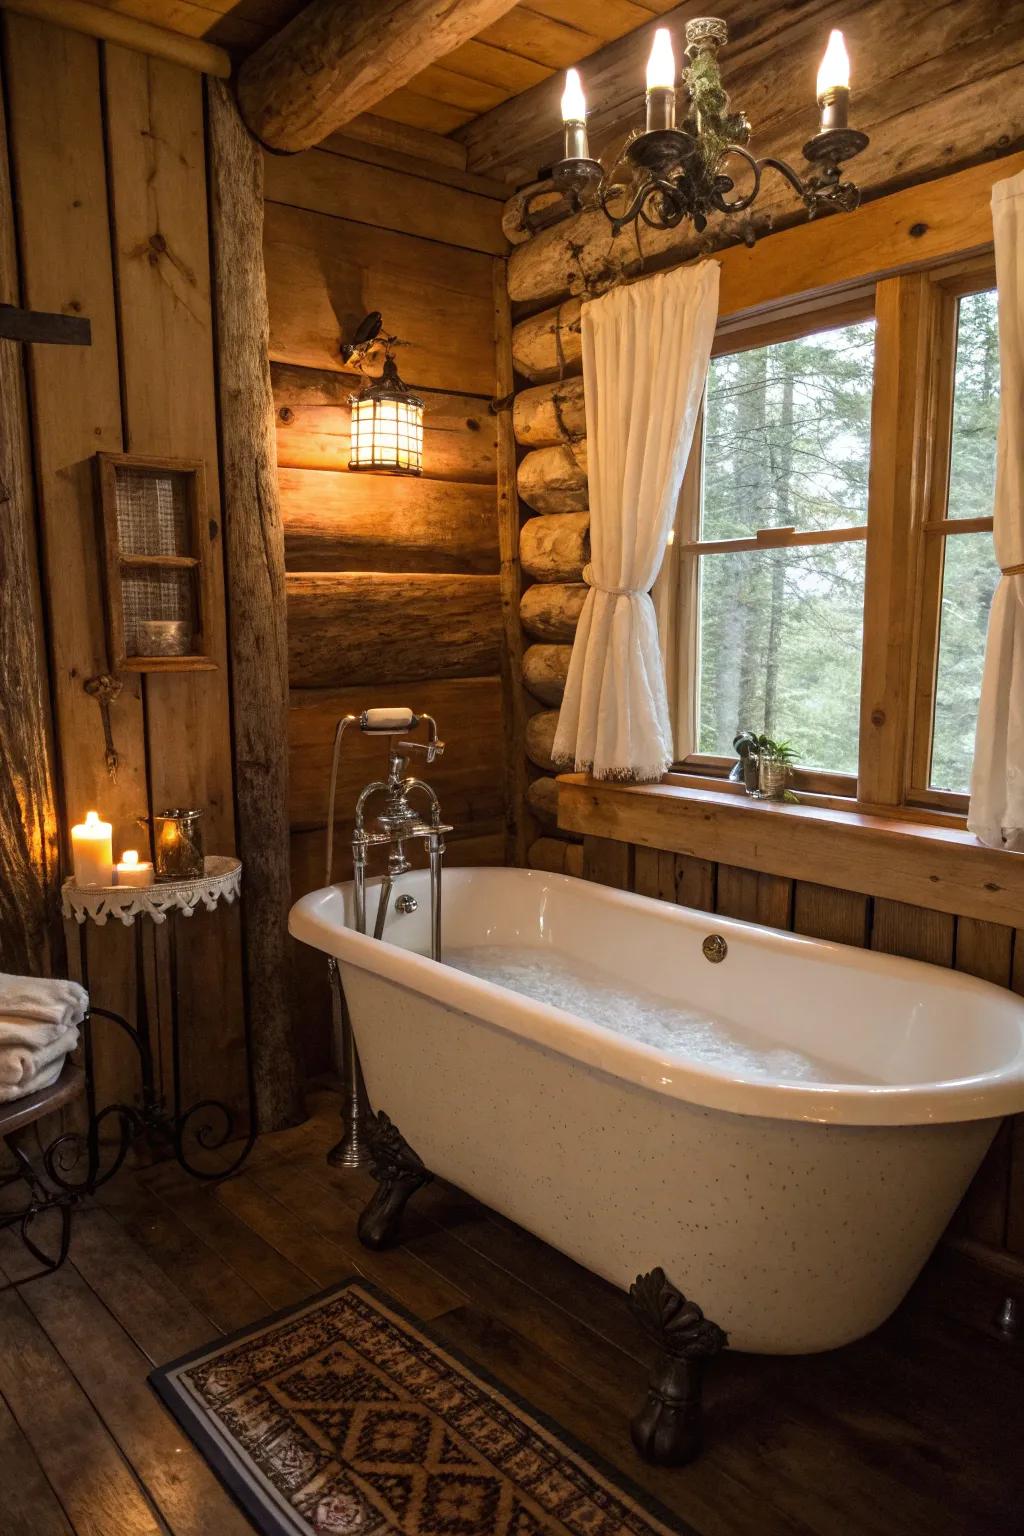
[343,312,423,476]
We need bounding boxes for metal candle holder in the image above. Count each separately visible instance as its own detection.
[142,808,205,881]
[552,16,868,238]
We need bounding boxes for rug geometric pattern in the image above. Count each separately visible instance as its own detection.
[151,1279,689,1536]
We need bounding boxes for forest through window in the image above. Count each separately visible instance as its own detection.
[696,319,875,774]
[688,288,1000,797]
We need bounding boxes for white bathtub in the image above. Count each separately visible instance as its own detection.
[289,866,1024,1354]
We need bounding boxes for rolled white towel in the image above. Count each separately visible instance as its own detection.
[0,1026,80,1088]
[0,1041,77,1104]
[0,972,88,1037]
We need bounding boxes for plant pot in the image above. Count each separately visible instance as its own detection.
[751,755,790,800]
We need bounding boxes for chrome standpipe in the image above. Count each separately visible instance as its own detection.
[323,708,451,1170]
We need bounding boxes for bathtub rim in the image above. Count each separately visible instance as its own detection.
[288,866,1024,1129]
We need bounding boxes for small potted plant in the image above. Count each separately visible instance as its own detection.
[751,736,797,801]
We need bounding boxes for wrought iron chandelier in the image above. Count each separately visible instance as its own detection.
[553,19,868,239]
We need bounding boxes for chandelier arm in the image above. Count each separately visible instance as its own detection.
[755,155,818,206]
[708,145,763,214]
[598,177,681,234]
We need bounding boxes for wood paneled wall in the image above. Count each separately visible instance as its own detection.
[581,834,1024,1268]
[0,14,246,1117]
[262,135,511,1075]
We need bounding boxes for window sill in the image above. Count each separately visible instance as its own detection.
[555,773,1024,929]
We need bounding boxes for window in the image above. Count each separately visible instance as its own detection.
[691,316,875,778]
[668,260,1000,816]
[912,286,1000,800]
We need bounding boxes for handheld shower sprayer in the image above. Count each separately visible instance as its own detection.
[322,705,451,1170]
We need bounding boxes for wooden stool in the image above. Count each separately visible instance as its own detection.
[0,1065,85,1287]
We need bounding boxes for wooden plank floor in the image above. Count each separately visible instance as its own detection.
[1,1089,1021,1536]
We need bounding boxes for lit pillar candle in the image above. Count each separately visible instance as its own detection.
[561,68,589,159]
[645,27,676,132]
[816,29,851,131]
[115,849,154,887]
[71,810,113,887]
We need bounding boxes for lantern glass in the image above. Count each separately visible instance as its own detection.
[349,363,423,474]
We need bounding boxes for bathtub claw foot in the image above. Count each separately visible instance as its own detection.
[628,1268,727,1466]
[357,1111,433,1250]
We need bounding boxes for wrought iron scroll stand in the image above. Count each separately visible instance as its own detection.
[49,857,258,1196]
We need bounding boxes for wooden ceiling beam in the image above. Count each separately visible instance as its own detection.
[0,0,231,76]
[236,0,524,154]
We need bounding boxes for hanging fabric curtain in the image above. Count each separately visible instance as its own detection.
[968,167,1024,851]
[552,261,719,782]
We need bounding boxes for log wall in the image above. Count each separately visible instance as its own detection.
[0,14,248,1121]
[263,134,511,1075]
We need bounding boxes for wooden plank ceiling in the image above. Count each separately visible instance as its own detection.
[84,0,677,136]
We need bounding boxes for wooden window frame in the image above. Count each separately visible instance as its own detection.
[905,258,997,814]
[672,257,998,820]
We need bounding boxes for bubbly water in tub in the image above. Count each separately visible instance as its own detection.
[444,944,861,1085]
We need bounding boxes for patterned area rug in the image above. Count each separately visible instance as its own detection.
[151,1277,693,1536]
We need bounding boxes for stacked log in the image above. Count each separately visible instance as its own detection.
[520,513,589,582]
[522,644,570,705]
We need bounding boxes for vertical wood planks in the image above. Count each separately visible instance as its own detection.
[103,45,246,1117]
[3,13,145,1106]
[582,836,633,890]
[792,882,870,947]
[953,917,1016,1249]
[0,60,61,978]
[870,898,955,966]
[716,865,792,930]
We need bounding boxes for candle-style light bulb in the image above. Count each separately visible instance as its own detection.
[561,67,586,123]
[817,30,850,96]
[560,68,590,161]
[646,27,676,90]
[816,29,851,131]
[645,27,676,132]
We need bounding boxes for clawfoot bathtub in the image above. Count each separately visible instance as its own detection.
[290,866,1024,1358]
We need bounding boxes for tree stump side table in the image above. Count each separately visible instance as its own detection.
[56,855,257,1189]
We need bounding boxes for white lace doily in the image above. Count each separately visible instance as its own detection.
[62,856,242,928]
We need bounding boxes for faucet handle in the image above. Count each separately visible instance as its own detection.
[399,737,444,764]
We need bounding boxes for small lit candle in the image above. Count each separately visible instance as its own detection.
[816,29,851,131]
[115,849,154,888]
[561,68,589,160]
[71,810,113,888]
[645,27,676,132]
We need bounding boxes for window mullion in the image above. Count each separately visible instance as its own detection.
[908,290,959,797]
[858,273,941,807]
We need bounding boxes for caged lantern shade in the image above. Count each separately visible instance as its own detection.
[348,354,424,474]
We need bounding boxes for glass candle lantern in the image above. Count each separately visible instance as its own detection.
[349,355,423,474]
[142,808,205,881]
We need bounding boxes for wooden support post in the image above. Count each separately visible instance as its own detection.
[0,70,61,978]
[493,259,529,866]
[207,80,303,1131]
[237,0,524,154]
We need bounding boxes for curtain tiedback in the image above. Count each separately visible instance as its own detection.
[968,169,1024,850]
[552,262,719,782]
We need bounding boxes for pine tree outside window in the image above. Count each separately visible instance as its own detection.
[665,258,1000,818]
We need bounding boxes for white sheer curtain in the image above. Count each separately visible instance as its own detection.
[552,261,719,781]
[968,168,1024,850]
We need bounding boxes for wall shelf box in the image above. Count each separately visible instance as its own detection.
[95,453,218,673]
